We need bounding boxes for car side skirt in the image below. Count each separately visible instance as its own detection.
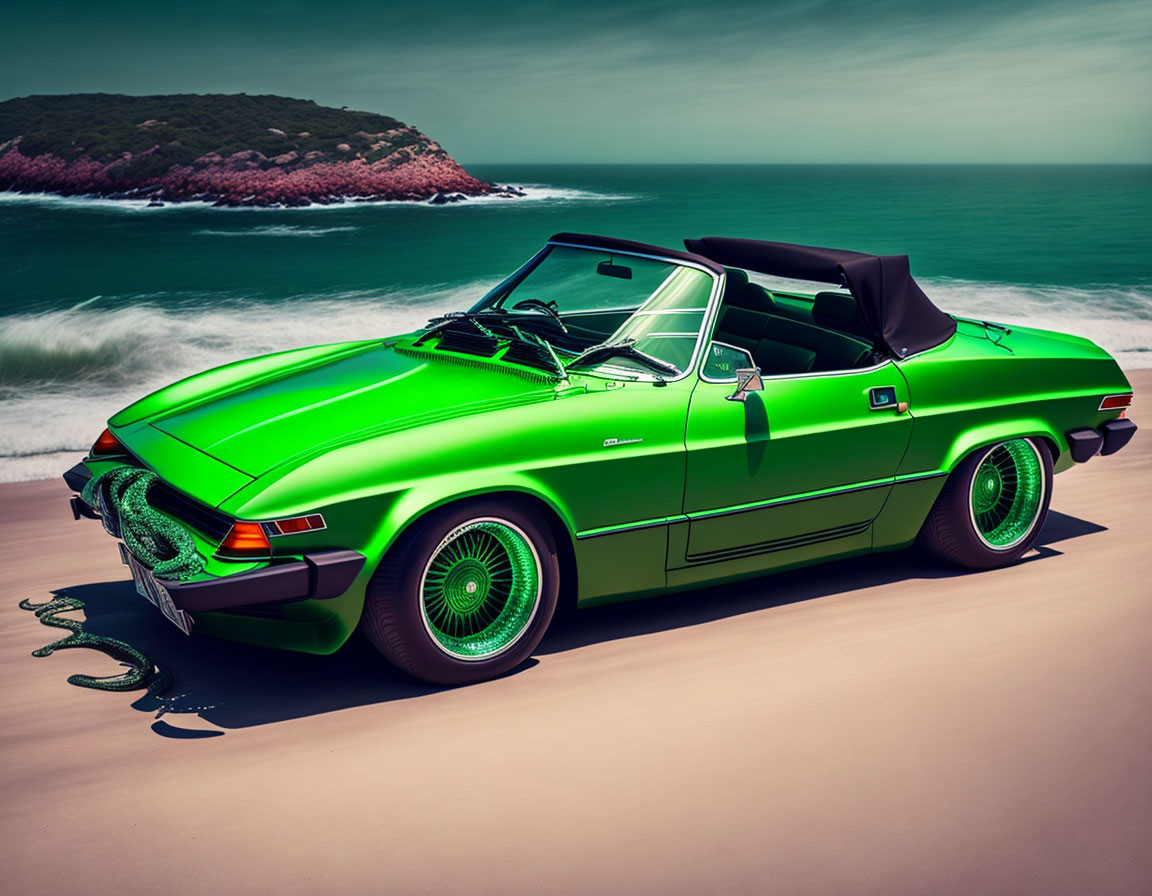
[572,471,948,606]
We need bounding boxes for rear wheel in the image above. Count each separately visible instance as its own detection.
[918,438,1053,569]
[362,499,560,684]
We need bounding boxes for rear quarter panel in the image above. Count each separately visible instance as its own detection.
[897,321,1132,477]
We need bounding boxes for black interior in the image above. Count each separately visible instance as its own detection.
[711,269,876,375]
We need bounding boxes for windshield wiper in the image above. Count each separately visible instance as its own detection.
[568,339,680,377]
[415,312,569,381]
[413,311,497,346]
[507,326,569,381]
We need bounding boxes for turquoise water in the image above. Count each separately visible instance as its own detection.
[1,164,1149,480]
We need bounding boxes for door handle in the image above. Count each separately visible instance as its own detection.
[869,386,909,414]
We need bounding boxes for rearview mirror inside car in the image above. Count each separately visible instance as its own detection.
[597,260,633,280]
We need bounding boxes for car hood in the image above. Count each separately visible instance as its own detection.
[141,342,563,477]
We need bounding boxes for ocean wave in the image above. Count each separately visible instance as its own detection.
[0,282,490,474]
[921,278,1152,363]
[0,283,485,390]
[194,225,358,237]
[0,450,97,484]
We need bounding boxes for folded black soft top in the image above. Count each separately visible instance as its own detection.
[684,236,956,358]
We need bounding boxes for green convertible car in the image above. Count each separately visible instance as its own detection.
[65,232,1137,684]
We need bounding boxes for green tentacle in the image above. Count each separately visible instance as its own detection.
[19,595,171,694]
[82,467,203,581]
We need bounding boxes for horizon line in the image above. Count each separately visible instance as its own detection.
[462,160,1152,167]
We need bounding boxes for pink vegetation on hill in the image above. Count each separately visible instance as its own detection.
[0,141,510,206]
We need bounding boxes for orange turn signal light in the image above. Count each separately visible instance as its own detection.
[1099,393,1133,411]
[91,427,125,456]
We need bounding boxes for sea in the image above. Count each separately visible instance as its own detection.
[1,164,1149,482]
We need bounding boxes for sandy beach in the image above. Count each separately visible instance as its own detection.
[2,371,1149,895]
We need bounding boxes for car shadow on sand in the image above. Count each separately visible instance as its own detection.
[37,510,1105,735]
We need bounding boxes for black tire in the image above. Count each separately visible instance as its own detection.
[361,498,560,685]
[918,437,1054,569]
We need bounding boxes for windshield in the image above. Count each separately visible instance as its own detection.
[470,245,717,379]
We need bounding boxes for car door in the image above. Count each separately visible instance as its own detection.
[672,360,913,580]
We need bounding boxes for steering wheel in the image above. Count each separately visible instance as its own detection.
[511,298,567,332]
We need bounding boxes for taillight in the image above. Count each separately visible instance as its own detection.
[91,427,125,456]
[1099,393,1133,411]
[217,522,272,558]
[216,514,326,559]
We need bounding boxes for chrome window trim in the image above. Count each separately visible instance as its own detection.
[699,341,756,384]
[699,352,894,385]
[560,306,639,317]
[755,358,894,381]
[630,308,707,316]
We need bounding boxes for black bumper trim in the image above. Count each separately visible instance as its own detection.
[70,495,100,521]
[1065,428,1104,463]
[1100,418,1137,456]
[156,550,366,613]
[63,462,92,493]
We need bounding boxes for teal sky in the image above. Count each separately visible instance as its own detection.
[3,0,1149,163]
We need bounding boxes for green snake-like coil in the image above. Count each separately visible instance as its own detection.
[19,595,171,694]
[81,466,204,581]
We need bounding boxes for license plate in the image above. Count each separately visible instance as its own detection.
[119,543,193,635]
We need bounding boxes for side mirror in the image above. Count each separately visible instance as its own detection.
[727,367,764,402]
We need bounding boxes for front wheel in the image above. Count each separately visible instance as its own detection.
[918,437,1053,569]
[361,499,560,684]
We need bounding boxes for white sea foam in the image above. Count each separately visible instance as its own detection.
[502,184,641,203]
[194,225,359,237]
[0,191,171,212]
[0,182,639,214]
[1,277,1147,482]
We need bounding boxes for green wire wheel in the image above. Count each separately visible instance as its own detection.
[968,438,1046,550]
[418,517,542,660]
[919,436,1052,569]
[362,499,560,684]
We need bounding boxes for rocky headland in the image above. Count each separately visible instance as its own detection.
[0,93,521,207]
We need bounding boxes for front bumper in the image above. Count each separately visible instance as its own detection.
[154,549,365,613]
[65,462,365,614]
